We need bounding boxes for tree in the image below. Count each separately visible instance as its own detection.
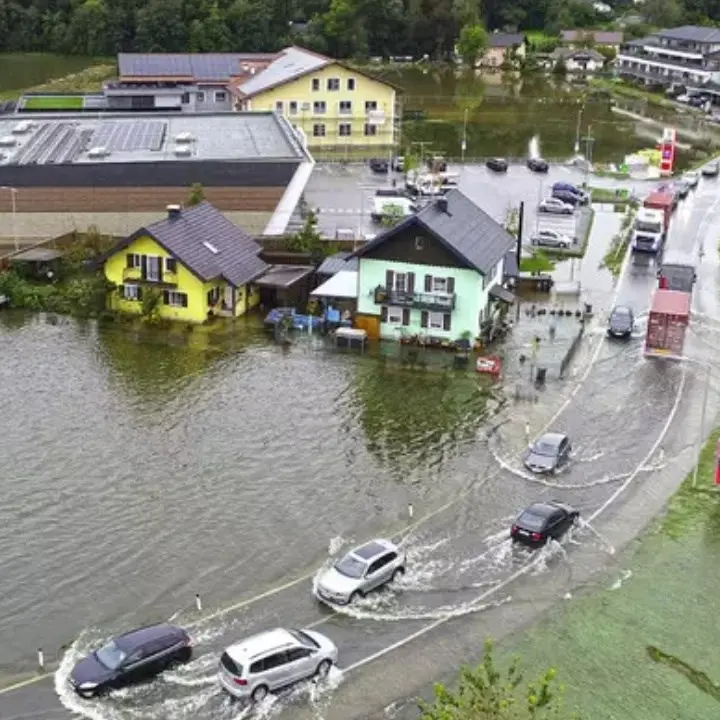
[285,209,328,257]
[187,183,205,206]
[456,23,488,67]
[642,0,684,26]
[418,639,575,719]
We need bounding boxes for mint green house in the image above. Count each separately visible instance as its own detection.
[353,190,516,342]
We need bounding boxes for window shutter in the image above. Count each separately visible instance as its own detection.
[163,290,169,304]
[137,287,143,301]
[181,294,188,308]
[166,258,177,273]
[421,310,429,328]
[381,306,388,322]
[402,308,410,325]
[443,313,451,331]
[407,272,415,293]
[118,284,125,296]
[447,276,455,294]
[126,254,133,268]
[385,269,394,289]
[424,274,432,292]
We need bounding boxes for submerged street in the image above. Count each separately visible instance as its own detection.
[1,169,720,720]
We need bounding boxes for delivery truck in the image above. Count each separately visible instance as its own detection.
[632,191,673,254]
[644,289,691,360]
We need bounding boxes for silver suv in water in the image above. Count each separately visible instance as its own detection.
[218,628,338,704]
[314,539,406,605]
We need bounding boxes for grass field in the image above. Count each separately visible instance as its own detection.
[505,429,720,720]
[22,95,84,110]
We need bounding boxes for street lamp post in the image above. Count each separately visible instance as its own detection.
[0,186,18,251]
[574,105,583,155]
[461,107,469,164]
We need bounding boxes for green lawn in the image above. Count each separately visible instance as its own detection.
[505,430,720,720]
[22,95,84,110]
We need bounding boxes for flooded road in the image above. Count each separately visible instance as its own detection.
[2,174,720,719]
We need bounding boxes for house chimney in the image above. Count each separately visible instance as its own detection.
[167,204,181,219]
[436,196,449,214]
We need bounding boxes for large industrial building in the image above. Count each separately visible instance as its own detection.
[0,111,314,243]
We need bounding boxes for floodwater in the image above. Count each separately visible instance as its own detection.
[0,313,494,676]
[0,54,104,96]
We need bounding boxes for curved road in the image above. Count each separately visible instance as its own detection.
[2,172,719,720]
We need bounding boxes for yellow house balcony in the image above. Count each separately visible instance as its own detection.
[122,267,178,285]
[374,286,456,312]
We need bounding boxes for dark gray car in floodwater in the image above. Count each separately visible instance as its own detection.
[523,432,572,474]
[608,305,634,338]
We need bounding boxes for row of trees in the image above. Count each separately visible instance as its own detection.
[0,0,717,60]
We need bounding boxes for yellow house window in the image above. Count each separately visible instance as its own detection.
[313,101,326,115]
[313,124,326,137]
[364,124,377,137]
[289,101,298,115]
[338,123,352,137]
[163,290,188,308]
[347,78,356,90]
[311,78,320,91]
[365,100,378,113]
[275,100,284,114]
[339,100,352,115]
[327,78,340,91]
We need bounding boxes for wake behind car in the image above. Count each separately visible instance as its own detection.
[314,539,406,605]
[69,624,193,697]
[486,157,509,172]
[511,501,579,547]
[527,157,549,173]
[219,627,338,703]
[530,230,573,249]
[523,432,572,474]
[538,197,573,215]
[608,305,634,338]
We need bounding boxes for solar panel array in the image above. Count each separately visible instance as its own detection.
[90,121,166,152]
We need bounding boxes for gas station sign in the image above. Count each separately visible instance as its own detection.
[659,127,676,176]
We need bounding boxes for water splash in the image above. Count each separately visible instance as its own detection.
[528,135,541,159]
[577,517,615,554]
[609,569,633,590]
[328,535,346,555]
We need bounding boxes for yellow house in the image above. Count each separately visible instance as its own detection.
[481,33,527,68]
[231,47,400,149]
[102,202,268,323]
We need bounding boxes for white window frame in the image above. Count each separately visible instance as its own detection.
[197,91,206,102]
[347,77,356,90]
[312,123,326,137]
[214,90,227,102]
[275,100,284,114]
[128,253,141,268]
[123,284,140,300]
[288,101,298,115]
[428,311,445,330]
[313,100,326,114]
[166,291,186,308]
[387,306,404,324]
[365,100,378,112]
[414,237,424,250]
[339,100,352,114]
[364,123,377,137]
[393,272,407,292]
[432,276,447,293]
[338,123,352,137]
[327,77,340,91]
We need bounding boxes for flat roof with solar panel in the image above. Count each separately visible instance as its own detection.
[0,111,308,167]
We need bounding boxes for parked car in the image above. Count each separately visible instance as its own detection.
[486,157,509,172]
[511,501,580,548]
[219,628,338,703]
[523,432,572,474]
[391,156,404,172]
[552,189,584,207]
[314,539,406,605]
[369,158,389,174]
[682,171,699,188]
[552,182,589,204]
[69,624,193,698]
[527,157,549,173]
[702,160,719,177]
[608,305,634,338]
[530,230,573,249]
[675,181,690,199]
[538,197,574,215]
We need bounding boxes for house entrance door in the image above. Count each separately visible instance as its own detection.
[224,285,234,312]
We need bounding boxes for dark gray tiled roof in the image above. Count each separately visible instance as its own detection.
[118,53,277,80]
[317,252,359,275]
[657,26,720,44]
[355,190,516,275]
[141,202,267,286]
[489,33,525,48]
[561,30,623,44]
[553,47,606,61]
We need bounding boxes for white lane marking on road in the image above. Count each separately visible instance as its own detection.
[342,361,689,676]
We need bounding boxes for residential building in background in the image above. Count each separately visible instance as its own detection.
[353,190,515,342]
[617,26,720,89]
[560,30,623,51]
[482,33,526,68]
[107,47,399,149]
[552,48,606,73]
[0,112,313,242]
[102,202,268,323]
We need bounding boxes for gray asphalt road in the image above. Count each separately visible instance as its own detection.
[2,176,718,720]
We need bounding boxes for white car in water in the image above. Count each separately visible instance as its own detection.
[530,229,573,249]
[538,197,574,215]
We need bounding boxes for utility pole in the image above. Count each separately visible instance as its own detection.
[574,105,583,155]
[461,108,469,164]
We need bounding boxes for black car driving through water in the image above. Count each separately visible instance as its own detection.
[69,624,193,697]
[527,157,549,173]
[608,305,634,338]
[486,157,509,172]
[511,501,580,547]
[523,432,572,474]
